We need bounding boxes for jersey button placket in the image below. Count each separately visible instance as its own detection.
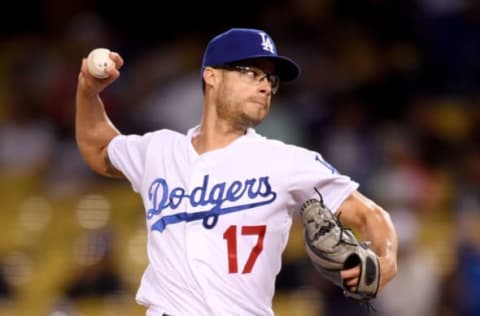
[185,157,209,279]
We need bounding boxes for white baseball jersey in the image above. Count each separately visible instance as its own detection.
[107,125,359,316]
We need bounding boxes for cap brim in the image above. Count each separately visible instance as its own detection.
[268,55,301,82]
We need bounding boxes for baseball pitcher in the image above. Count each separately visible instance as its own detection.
[75,28,398,316]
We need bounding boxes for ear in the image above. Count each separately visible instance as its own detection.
[203,67,218,88]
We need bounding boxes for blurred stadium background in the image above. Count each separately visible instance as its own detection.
[0,0,479,315]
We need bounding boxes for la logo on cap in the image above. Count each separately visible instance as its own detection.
[259,32,275,54]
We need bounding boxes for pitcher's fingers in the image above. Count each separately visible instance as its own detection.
[80,58,89,74]
[105,64,120,78]
[341,266,360,279]
[345,277,358,287]
[109,52,124,69]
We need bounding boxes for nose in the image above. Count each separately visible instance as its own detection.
[258,76,272,95]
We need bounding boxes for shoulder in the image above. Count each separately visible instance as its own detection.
[147,128,185,139]
[246,130,336,170]
[114,128,185,142]
[109,129,187,153]
[247,130,316,156]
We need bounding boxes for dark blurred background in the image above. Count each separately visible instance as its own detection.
[0,0,479,315]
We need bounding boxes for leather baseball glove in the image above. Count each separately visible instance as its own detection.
[300,192,380,302]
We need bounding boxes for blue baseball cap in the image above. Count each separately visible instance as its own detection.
[201,28,301,82]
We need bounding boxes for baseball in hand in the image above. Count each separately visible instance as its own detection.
[87,48,114,79]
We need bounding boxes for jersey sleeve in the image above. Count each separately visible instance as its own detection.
[287,146,359,214]
[107,132,154,193]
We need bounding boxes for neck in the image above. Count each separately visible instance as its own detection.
[192,118,247,155]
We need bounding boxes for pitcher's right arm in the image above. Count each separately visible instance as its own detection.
[75,51,124,178]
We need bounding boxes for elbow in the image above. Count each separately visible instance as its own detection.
[77,141,107,176]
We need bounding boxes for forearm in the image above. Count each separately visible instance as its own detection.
[75,53,124,178]
[338,191,398,288]
[357,201,398,284]
[75,86,120,176]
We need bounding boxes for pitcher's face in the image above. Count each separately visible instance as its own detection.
[213,59,277,129]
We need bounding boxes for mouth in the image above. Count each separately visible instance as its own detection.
[249,99,268,109]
